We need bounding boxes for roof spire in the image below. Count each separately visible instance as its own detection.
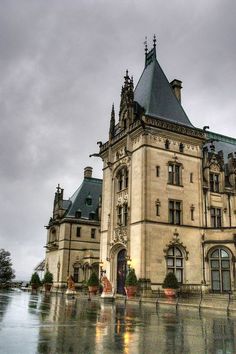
[153,34,156,48]
[144,36,148,55]
[109,103,115,139]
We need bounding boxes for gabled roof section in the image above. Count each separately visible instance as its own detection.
[134,46,194,127]
[65,177,102,220]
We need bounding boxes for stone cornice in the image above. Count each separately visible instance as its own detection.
[99,116,206,155]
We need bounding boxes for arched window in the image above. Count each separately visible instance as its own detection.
[209,248,231,292]
[167,246,183,283]
[117,167,128,191]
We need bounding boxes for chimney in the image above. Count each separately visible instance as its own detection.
[170,79,182,103]
[84,166,93,178]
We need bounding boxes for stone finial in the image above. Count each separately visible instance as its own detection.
[109,103,115,139]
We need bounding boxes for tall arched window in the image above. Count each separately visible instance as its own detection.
[167,246,183,283]
[209,248,231,292]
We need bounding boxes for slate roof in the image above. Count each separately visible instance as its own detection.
[134,48,194,127]
[206,131,236,161]
[65,177,102,220]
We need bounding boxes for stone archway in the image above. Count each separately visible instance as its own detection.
[116,249,127,295]
[109,243,127,294]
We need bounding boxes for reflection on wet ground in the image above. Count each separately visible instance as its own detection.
[0,290,235,353]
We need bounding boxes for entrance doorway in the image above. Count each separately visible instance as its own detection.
[117,249,127,294]
[210,248,231,292]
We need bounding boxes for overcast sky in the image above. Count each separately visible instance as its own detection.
[1,0,236,280]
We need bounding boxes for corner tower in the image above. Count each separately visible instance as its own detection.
[99,39,206,295]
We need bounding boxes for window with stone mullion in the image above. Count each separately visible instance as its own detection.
[210,173,220,193]
[167,246,183,283]
[123,204,128,226]
[168,164,180,185]
[210,208,222,228]
[169,200,181,225]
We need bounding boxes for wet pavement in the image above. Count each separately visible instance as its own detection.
[0,290,235,353]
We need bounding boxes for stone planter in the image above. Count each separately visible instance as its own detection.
[31,284,40,291]
[164,288,177,298]
[44,283,52,292]
[125,286,137,298]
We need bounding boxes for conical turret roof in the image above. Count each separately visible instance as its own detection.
[134,47,194,127]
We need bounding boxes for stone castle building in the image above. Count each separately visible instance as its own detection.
[45,167,102,288]
[98,40,236,295]
[45,40,236,294]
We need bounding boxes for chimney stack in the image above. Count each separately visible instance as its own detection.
[84,166,93,178]
[170,79,182,103]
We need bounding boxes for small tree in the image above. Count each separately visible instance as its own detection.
[162,272,179,289]
[43,271,53,284]
[125,268,138,286]
[0,249,15,286]
[87,272,99,287]
[30,272,41,286]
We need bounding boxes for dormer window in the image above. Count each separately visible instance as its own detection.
[89,211,95,220]
[75,210,81,218]
[86,193,92,205]
[210,173,220,193]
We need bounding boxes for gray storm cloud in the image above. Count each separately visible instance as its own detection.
[0,0,235,279]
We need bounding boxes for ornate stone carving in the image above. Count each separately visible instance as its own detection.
[163,229,189,260]
[210,163,220,172]
[111,227,128,246]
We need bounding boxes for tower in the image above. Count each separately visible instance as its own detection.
[99,39,236,295]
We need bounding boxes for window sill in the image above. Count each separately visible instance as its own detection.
[167,183,183,187]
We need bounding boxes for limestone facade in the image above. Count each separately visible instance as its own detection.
[45,167,102,288]
[99,43,236,295]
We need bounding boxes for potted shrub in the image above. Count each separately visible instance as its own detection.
[30,272,41,291]
[87,272,99,295]
[43,271,53,292]
[125,268,138,298]
[162,272,179,297]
